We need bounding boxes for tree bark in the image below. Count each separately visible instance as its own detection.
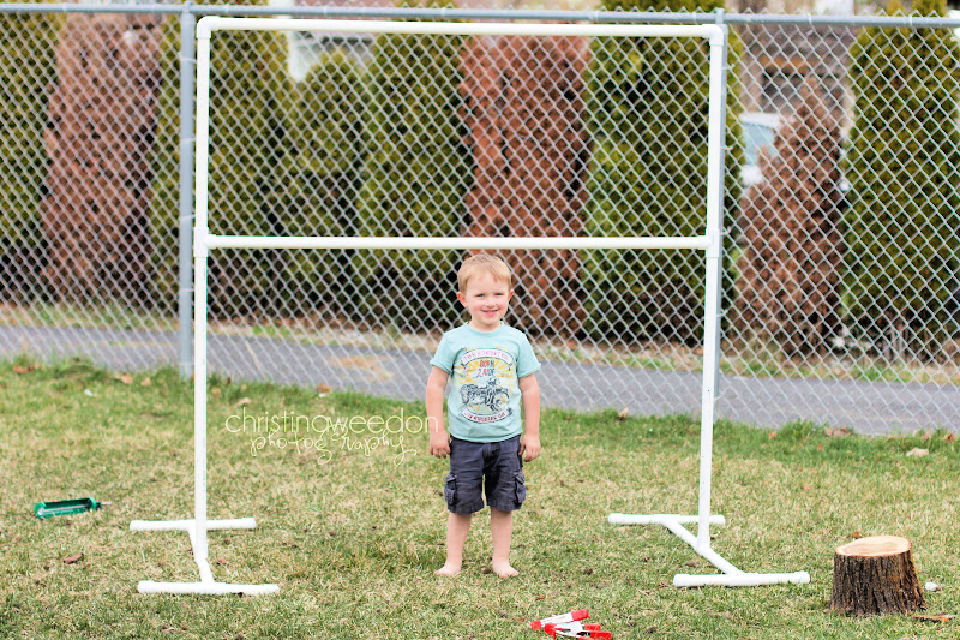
[830,536,924,616]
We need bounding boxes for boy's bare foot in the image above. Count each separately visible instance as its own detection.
[434,563,462,576]
[491,562,518,578]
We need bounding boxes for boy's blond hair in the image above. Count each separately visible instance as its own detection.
[457,254,512,292]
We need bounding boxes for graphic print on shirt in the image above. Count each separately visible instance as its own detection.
[456,346,514,423]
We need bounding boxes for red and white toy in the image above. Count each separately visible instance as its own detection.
[543,621,611,639]
[530,609,589,631]
[529,609,612,639]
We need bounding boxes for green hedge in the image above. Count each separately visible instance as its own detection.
[844,0,960,354]
[582,0,743,345]
[351,0,472,331]
[148,2,294,317]
[0,9,63,296]
[277,50,366,310]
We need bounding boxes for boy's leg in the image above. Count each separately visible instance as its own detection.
[437,436,484,575]
[436,512,474,576]
[490,508,518,577]
[485,436,525,577]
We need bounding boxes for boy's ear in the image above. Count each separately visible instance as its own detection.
[456,291,465,305]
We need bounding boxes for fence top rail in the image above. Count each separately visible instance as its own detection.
[201,234,712,251]
[196,16,721,40]
[1,3,959,29]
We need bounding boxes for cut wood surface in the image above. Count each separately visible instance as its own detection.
[830,536,925,616]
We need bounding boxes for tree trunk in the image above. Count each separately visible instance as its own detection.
[830,536,925,616]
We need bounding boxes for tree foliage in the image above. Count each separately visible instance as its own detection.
[582,0,744,345]
[735,77,844,357]
[0,9,63,299]
[149,1,294,317]
[352,0,472,331]
[278,50,366,311]
[845,0,960,355]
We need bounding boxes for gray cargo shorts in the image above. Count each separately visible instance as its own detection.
[443,434,527,514]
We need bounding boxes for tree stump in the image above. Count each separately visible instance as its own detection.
[830,536,925,616]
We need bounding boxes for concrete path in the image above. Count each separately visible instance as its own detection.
[2,325,958,434]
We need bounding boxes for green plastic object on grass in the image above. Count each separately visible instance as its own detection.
[34,497,110,519]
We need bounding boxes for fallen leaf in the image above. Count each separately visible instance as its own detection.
[214,557,227,566]
[906,448,929,457]
[237,398,252,406]
[802,484,812,491]
[116,374,134,385]
[317,383,332,395]
[851,530,862,539]
[824,426,852,438]
[944,433,956,443]
[616,407,629,420]
[140,377,152,386]
[816,444,824,451]
[683,560,698,567]
[913,614,954,623]
[63,553,83,564]
[768,431,777,439]
[12,364,37,374]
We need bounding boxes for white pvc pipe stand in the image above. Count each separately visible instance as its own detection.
[606,26,809,588]
[129,17,808,595]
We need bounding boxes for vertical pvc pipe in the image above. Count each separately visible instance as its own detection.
[193,24,212,566]
[696,23,728,552]
[178,3,196,378]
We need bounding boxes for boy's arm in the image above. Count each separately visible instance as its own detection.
[425,365,450,457]
[518,373,541,462]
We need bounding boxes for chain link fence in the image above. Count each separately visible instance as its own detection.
[1,2,959,432]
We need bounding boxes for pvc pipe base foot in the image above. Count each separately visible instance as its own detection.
[609,512,810,588]
[131,517,257,532]
[674,571,811,587]
[132,517,275,594]
[137,580,279,595]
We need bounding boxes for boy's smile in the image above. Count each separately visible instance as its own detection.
[456,272,514,332]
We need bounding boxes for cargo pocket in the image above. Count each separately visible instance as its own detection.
[443,472,457,509]
[514,471,527,507]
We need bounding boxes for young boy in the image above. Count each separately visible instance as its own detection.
[425,254,541,578]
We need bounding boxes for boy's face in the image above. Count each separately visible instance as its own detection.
[456,272,513,329]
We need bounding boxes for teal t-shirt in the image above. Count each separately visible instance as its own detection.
[429,321,541,442]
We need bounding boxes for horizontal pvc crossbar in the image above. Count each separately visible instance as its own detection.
[201,234,711,252]
[197,17,724,44]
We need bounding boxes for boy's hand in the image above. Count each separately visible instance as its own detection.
[429,433,451,458]
[519,434,540,462]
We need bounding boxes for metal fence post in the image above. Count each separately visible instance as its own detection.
[178,2,196,378]
[712,5,727,403]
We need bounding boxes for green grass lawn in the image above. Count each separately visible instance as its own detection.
[1,357,958,639]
